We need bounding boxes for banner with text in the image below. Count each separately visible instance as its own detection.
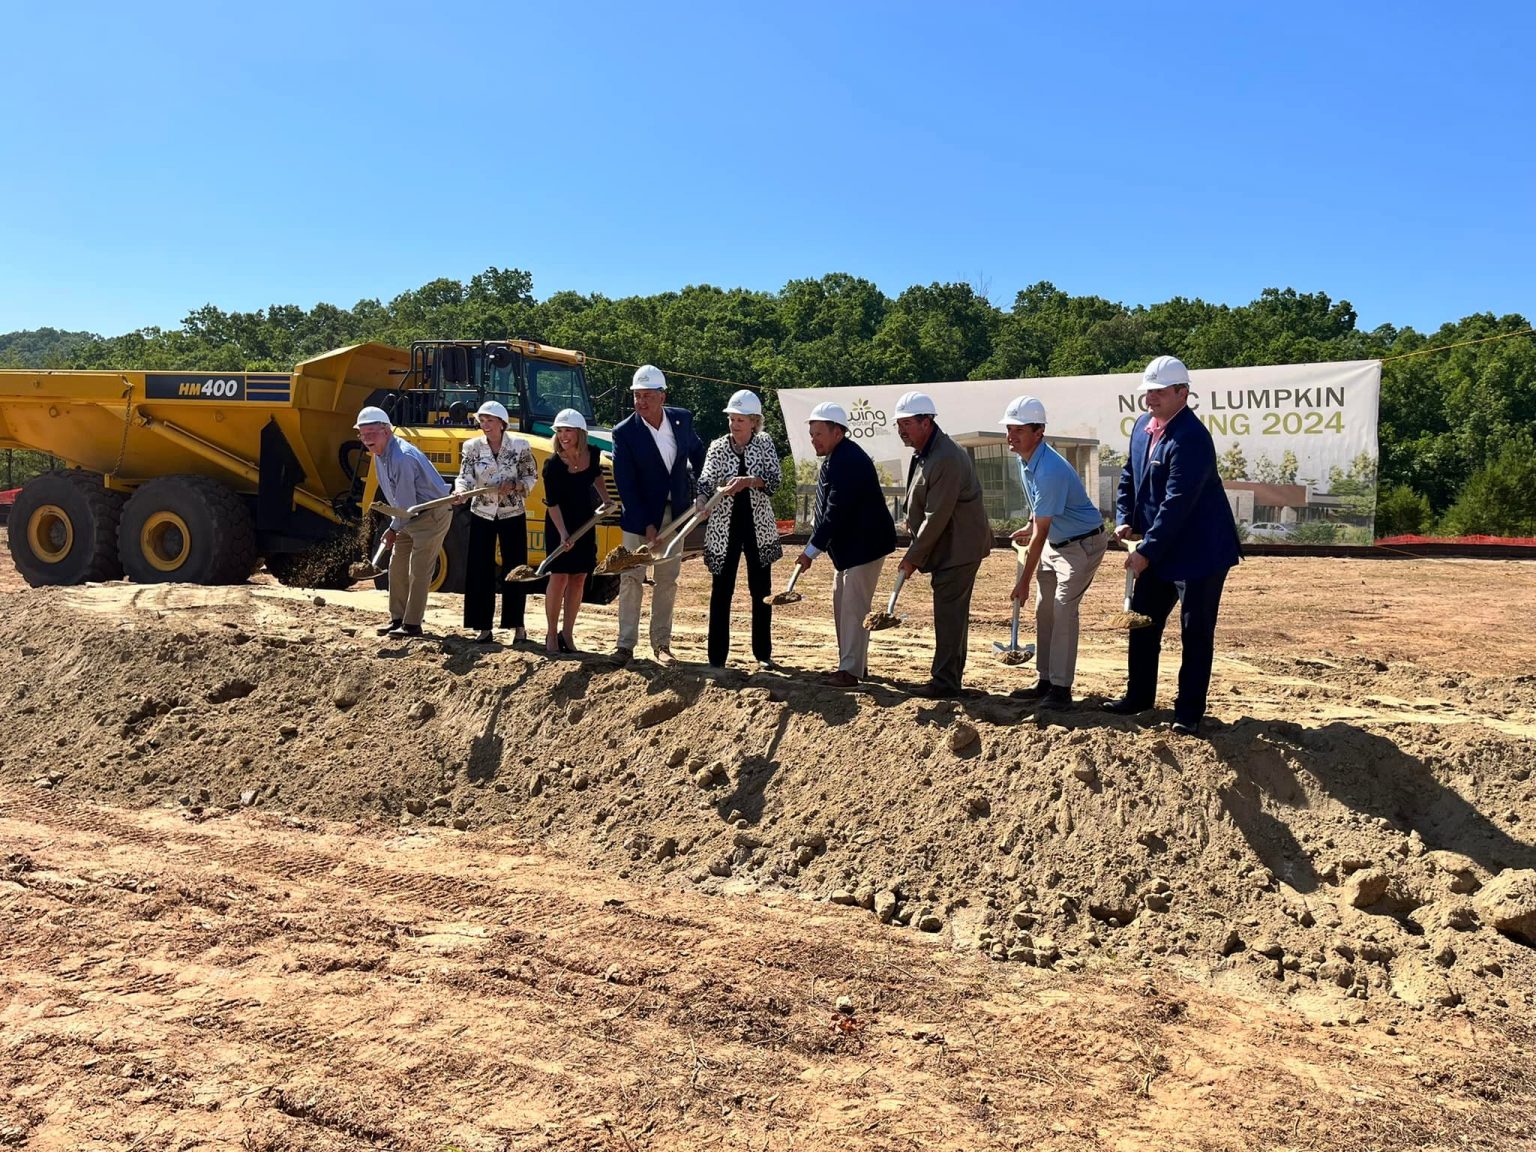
[777,360,1381,544]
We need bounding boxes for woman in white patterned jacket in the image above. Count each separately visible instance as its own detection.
[453,400,539,644]
[696,390,783,669]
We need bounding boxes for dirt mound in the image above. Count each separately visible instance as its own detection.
[4,559,1535,1025]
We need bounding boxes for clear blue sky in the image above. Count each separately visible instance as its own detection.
[2,1,1531,337]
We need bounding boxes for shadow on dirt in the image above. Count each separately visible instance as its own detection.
[1210,718,1536,895]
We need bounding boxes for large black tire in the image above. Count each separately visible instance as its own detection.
[369,508,468,594]
[9,470,125,586]
[118,475,257,585]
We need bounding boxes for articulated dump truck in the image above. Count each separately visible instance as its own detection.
[0,339,622,599]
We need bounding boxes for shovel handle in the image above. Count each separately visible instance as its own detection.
[1009,560,1022,648]
[883,569,907,616]
[783,565,803,596]
[658,487,730,560]
[1123,540,1139,611]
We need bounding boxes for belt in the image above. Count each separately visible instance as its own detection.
[1053,525,1104,547]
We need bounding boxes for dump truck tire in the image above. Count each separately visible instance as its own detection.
[9,470,126,586]
[118,475,257,585]
[435,513,469,594]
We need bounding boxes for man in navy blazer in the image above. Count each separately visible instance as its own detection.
[794,402,897,687]
[611,364,706,665]
[1104,356,1240,735]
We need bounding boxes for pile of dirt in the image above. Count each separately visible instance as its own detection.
[3,573,1534,1027]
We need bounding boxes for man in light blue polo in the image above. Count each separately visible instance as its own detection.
[356,405,452,639]
[1002,396,1108,708]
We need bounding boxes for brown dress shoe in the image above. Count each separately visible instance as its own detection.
[826,670,859,688]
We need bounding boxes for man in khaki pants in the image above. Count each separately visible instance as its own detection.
[1002,396,1108,709]
[355,406,452,639]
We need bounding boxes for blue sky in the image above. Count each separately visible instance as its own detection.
[2,1,1531,337]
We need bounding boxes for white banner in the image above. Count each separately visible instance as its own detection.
[777,360,1382,544]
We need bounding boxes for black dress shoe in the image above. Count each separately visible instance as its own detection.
[1009,680,1051,700]
[388,623,424,639]
[910,681,961,700]
[376,619,403,636]
[1041,685,1074,709]
[1170,718,1203,736]
[1101,696,1153,715]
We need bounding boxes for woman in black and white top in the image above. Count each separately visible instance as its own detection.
[454,400,539,643]
[697,390,783,669]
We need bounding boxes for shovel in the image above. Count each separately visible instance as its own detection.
[371,484,498,522]
[994,559,1036,665]
[505,503,615,582]
[764,564,805,606]
[348,533,393,581]
[658,486,729,561]
[864,569,907,632]
[597,486,728,573]
[1107,541,1154,630]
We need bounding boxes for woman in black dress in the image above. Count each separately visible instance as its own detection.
[541,408,609,654]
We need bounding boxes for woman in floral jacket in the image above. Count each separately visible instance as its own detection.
[454,400,539,643]
[697,390,783,669]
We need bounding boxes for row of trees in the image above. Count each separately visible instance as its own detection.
[3,269,1532,535]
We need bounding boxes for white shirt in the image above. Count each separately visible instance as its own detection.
[645,412,678,473]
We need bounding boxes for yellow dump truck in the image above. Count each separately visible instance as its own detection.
[0,339,622,598]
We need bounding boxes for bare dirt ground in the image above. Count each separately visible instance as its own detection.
[3,526,1536,1151]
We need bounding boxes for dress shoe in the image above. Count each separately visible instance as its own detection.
[388,623,423,639]
[825,670,859,688]
[653,647,678,667]
[376,619,403,636]
[473,629,494,644]
[1009,680,1051,700]
[1170,718,1202,736]
[910,681,961,700]
[1101,696,1153,715]
[612,646,634,664]
[1041,685,1074,709]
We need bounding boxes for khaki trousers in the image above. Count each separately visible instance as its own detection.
[1035,530,1109,688]
[618,506,682,652]
[388,505,453,627]
[831,556,885,677]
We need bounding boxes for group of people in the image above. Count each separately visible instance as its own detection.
[355,399,607,655]
[355,353,1240,734]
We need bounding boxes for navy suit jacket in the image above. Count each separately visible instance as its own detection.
[808,436,897,571]
[612,407,706,535]
[1115,407,1240,581]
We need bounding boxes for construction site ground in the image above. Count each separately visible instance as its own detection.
[3,527,1535,1152]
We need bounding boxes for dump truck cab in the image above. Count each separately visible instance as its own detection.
[392,339,612,452]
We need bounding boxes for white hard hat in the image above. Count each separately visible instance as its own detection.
[355,405,392,428]
[475,400,510,424]
[1000,396,1048,426]
[1140,355,1191,392]
[722,389,762,417]
[807,401,848,428]
[631,364,667,391]
[552,408,588,431]
[893,391,937,418]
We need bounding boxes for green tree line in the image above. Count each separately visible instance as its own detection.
[2,270,1532,536]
